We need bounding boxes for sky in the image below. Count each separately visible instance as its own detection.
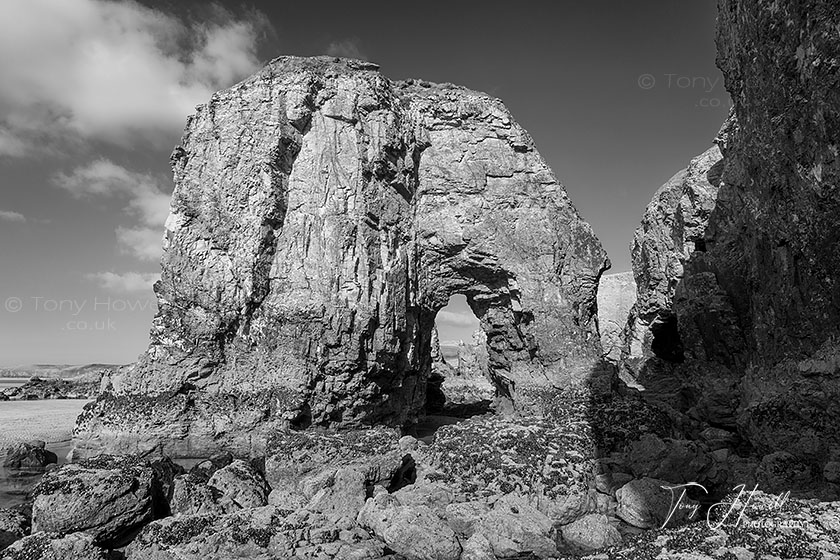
[0,0,729,366]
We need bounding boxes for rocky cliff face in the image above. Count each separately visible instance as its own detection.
[73,56,609,458]
[714,0,840,468]
[622,0,840,491]
[595,272,636,366]
[620,146,728,401]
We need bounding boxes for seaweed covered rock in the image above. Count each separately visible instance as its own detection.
[207,459,270,511]
[2,441,57,471]
[72,54,609,459]
[31,455,179,548]
[170,458,270,516]
[559,513,622,554]
[422,411,596,524]
[0,532,108,560]
[2,377,99,400]
[125,505,385,560]
[0,509,28,551]
[580,490,840,559]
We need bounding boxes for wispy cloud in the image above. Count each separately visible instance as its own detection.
[54,159,170,261]
[115,227,166,262]
[0,0,270,156]
[326,39,367,61]
[86,271,159,292]
[0,210,26,223]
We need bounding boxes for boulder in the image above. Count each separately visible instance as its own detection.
[357,493,462,560]
[824,461,840,483]
[444,501,491,538]
[125,506,291,559]
[475,494,559,559]
[31,455,176,548]
[392,482,453,516]
[626,434,712,484]
[560,513,622,553]
[699,427,739,451]
[170,474,223,516]
[72,54,609,459]
[615,477,699,529]
[302,464,371,523]
[0,532,108,560]
[263,426,408,524]
[459,533,496,560]
[755,451,816,494]
[206,459,270,511]
[2,441,57,470]
[0,508,28,551]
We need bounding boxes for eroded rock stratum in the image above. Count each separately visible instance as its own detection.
[73,56,609,458]
[620,0,840,490]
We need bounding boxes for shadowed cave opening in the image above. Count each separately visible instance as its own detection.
[411,294,495,442]
[650,312,685,363]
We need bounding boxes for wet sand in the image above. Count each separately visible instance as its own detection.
[0,400,89,508]
[0,399,89,449]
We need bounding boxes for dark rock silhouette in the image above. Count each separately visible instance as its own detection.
[618,0,840,498]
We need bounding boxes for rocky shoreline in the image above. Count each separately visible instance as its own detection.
[3,0,840,558]
[2,389,839,559]
[0,378,98,401]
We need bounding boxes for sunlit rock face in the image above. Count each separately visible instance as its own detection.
[596,272,637,367]
[622,0,840,489]
[73,56,609,458]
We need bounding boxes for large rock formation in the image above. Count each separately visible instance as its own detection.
[620,146,728,404]
[595,272,636,366]
[621,0,840,491]
[73,56,609,458]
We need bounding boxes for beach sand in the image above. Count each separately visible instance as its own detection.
[0,399,89,449]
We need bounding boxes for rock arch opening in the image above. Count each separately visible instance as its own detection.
[410,293,496,442]
[427,294,493,416]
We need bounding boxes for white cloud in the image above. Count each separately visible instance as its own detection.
[326,39,367,61]
[436,310,479,328]
[0,210,26,223]
[115,226,165,262]
[87,271,159,292]
[0,0,269,155]
[54,159,170,261]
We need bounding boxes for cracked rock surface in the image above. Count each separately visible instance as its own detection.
[72,55,608,459]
